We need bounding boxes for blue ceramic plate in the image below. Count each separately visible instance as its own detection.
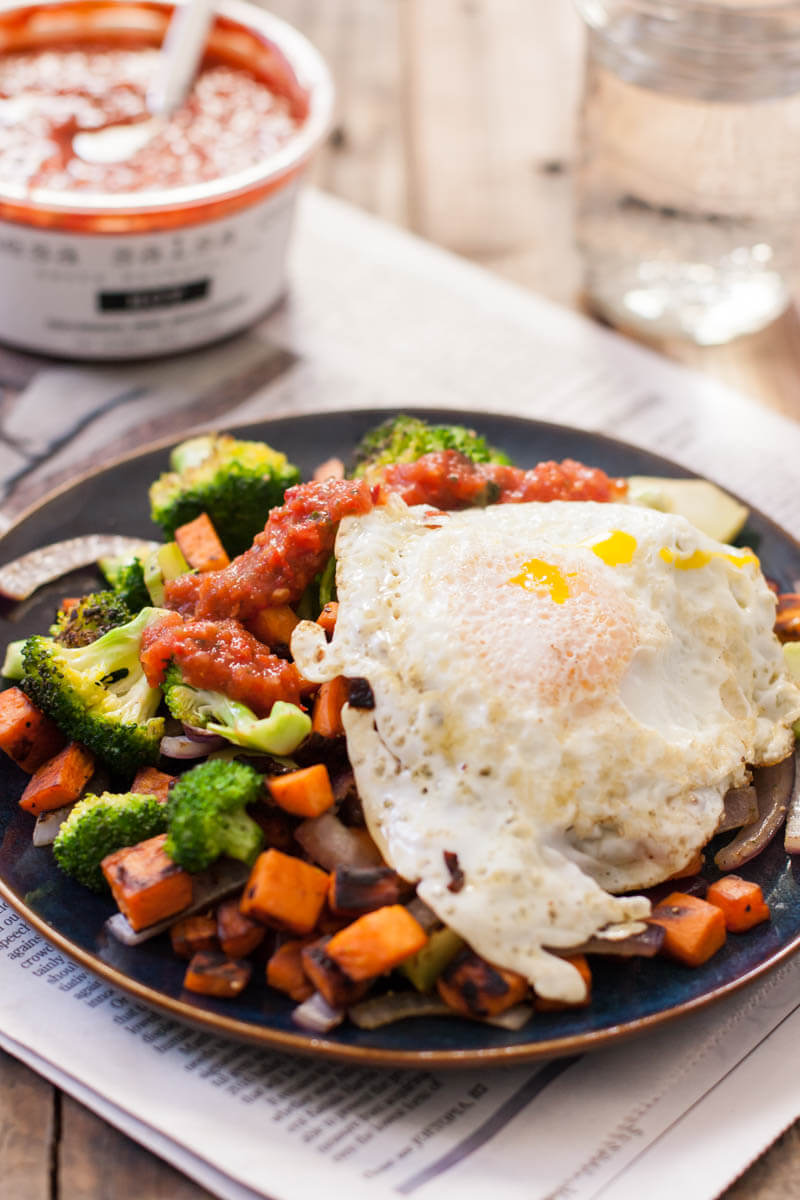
[2,408,799,1068]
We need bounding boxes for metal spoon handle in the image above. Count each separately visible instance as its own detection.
[146,0,217,118]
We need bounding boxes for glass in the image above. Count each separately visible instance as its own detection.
[574,1,800,345]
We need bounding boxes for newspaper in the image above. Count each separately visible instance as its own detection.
[3,189,800,1198]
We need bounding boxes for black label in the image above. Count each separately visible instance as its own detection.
[97,279,210,312]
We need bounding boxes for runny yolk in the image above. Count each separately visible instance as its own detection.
[592,530,637,566]
[507,558,572,604]
[659,547,758,570]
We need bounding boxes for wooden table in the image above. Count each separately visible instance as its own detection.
[3,2,800,1196]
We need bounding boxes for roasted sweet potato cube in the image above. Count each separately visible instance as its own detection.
[19,742,94,814]
[170,914,219,959]
[437,949,529,1017]
[326,905,427,982]
[247,605,299,649]
[0,687,65,773]
[217,896,265,957]
[648,891,726,966]
[102,834,192,932]
[706,875,770,932]
[301,937,369,1007]
[174,512,230,573]
[183,951,251,998]
[311,678,348,738]
[267,763,335,818]
[131,766,175,804]
[266,939,315,1002]
[328,865,415,915]
[239,848,329,935]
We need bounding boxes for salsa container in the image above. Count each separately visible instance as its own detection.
[0,0,333,359]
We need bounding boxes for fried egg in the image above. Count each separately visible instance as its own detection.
[291,498,800,1002]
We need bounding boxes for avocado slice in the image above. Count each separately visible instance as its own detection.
[627,476,749,544]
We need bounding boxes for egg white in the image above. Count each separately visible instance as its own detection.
[292,498,800,1002]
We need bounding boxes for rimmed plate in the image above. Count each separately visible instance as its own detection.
[2,407,800,1068]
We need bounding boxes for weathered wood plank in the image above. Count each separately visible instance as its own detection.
[58,1094,216,1200]
[0,1050,54,1200]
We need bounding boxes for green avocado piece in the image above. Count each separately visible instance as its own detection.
[399,927,465,993]
[626,476,749,544]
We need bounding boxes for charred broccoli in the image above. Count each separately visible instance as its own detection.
[99,545,158,613]
[53,791,168,892]
[21,608,168,776]
[162,664,311,756]
[50,590,134,647]
[165,758,264,872]
[149,433,300,556]
[352,414,510,480]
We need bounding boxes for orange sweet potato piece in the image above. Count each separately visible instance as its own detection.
[170,914,219,959]
[183,951,251,998]
[437,949,529,1018]
[300,936,369,1007]
[216,896,265,957]
[247,605,299,649]
[668,850,705,881]
[706,875,770,932]
[648,891,727,966]
[311,677,348,738]
[326,905,427,982]
[174,512,230,572]
[317,602,339,637]
[131,765,175,804]
[19,742,94,814]
[535,955,592,1011]
[267,763,335,819]
[266,939,315,1002]
[0,687,65,773]
[328,865,415,915]
[102,834,192,932]
[240,848,329,935]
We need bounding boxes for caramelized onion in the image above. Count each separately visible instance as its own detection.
[292,992,345,1032]
[715,754,795,871]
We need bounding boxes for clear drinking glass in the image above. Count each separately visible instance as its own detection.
[574,1,800,345]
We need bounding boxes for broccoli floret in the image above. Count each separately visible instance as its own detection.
[162,664,311,756]
[21,607,169,776]
[352,414,511,480]
[53,791,168,892]
[99,546,159,613]
[149,434,300,556]
[165,758,264,872]
[50,590,134,647]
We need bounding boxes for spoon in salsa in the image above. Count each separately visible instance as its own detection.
[72,0,216,165]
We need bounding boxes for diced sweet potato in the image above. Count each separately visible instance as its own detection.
[326,905,427,982]
[301,937,369,1007]
[267,763,335,819]
[19,742,94,814]
[648,891,727,966]
[240,848,329,935]
[183,951,251,998]
[131,766,175,804]
[174,512,230,572]
[102,834,192,932]
[535,955,592,1011]
[216,896,265,957]
[317,602,338,637]
[437,949,529,1017]
[0,687,65,773]
[247,605,299,649]
[706,875,770,932]
[267,939,315,1002]
[170,914,219,959]
[328,865,415,915]
[311,677,348,738]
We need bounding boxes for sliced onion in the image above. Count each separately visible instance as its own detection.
[104,859,249,945]
[33,804,75,847]
[182,723,228,745]
[716,786,758,834]
[348,992,451,1030]
[566,925,665,958]
[295,812,383,870]
[485,1004,534,1031]
[0,535,159,601]
[160,733,225,759]
[785,755,800,853]
[405,896,441,934]
[715,754,795,871]
[292,991,345,1032]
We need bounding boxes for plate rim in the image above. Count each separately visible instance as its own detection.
[2,404,800,1069]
